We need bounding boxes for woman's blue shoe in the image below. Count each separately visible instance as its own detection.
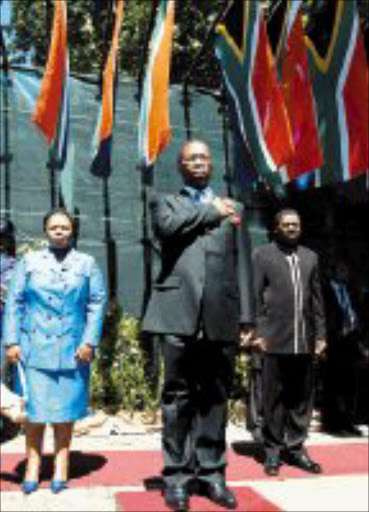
[51,480,68,493]
[21,481,39,494]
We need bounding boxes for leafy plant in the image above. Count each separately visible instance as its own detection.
[228,350,249,424]
[90,301,162,417]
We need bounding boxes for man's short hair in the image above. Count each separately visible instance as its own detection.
[177,139,210,167]
[273,208,301,229]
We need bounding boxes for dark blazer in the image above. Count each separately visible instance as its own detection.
[142,189,254,341]
[322,278,361,338]
[252,241,326,354]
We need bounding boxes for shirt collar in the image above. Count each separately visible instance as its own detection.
[182,185,214,203]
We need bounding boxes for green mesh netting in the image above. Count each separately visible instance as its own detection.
[0,69,267,316]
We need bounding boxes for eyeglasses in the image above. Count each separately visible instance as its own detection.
[182,154,210,163]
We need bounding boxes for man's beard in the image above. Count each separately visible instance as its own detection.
[276,233,300,249]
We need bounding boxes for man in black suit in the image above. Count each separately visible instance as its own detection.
[142,140,254,511]
[251,209,326,476]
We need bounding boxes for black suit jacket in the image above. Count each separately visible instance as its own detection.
[322,278,362,340]
[252,241,326,354]
[142,189,254,341]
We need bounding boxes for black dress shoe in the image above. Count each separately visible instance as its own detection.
[164,484,189,512]
[264,454,281,476]
[322,426,352,437]
[207,482,237,509]
[285,450,322,474]
[342,425,363,437]
[322,423,363,437]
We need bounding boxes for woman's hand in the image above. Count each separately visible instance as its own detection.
[6,345,21,364]
[75,344,95,363]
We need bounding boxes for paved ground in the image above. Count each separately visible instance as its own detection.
[1,413,368,512]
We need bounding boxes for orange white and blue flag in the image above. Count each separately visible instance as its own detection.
[138,0,175,167]
[276,0,323,182]
[215,1,294,194]
[32,0,69,170]
[91,0,124,177]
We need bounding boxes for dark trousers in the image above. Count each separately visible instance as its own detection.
[262,354,314,458]
[161,334,236,486]
[321,332,360,430]
[245,352,264,442]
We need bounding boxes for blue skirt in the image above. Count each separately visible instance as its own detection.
[25,365,90,424]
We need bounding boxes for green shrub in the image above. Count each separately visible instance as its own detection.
[229,350,249,424]
[90,301,162,416]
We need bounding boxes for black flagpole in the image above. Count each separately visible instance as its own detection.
[138,0,159,319]
[0,22,13,219]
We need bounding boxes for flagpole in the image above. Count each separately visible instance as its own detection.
[45,0,56,209]
[103,176,117,302]
[47,153,63,208]
[137,0,160,318]
[0,25,13,219]
[180,1,192,140]
[220,86,233,197]
[182,82,192,139]
[137,0,165,397]
[137,0,159,102]
[102,0,118,304]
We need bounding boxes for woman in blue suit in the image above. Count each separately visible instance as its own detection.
[4,208,106,494]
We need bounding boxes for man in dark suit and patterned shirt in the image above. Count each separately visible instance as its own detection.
[143,140,254,511]
[251,209,326,477]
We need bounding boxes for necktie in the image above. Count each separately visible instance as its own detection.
[338,284,357,328]
[193,190,203,204]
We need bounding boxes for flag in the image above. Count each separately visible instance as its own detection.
[276,0,323,182]
[228,95,259,190]
[91,0,124,177]
[215,0,294,194]
[32,0,69,170]
[306,0,369,185]
[138,0,175,167]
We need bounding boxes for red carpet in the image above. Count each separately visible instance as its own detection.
[1,443,368,492]
[115,487,282,512]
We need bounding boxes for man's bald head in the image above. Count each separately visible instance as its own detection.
[177,140,212,189]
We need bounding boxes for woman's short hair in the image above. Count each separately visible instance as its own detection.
[0,217,16,256]
[43,208,75,232]
[0,217,15,238]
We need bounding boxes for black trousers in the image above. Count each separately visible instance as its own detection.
[321,331,360,430]
[161,334,236,486]
[262,354,314,458]
[245,352,264,442]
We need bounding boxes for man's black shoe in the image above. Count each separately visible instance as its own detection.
[264,454,281,476]
[164,484,189,512]
[322,426,352,437]
[207,482,237,509]
[322,423,363,438]
[342,425,363,437]
[284,450,322,474]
